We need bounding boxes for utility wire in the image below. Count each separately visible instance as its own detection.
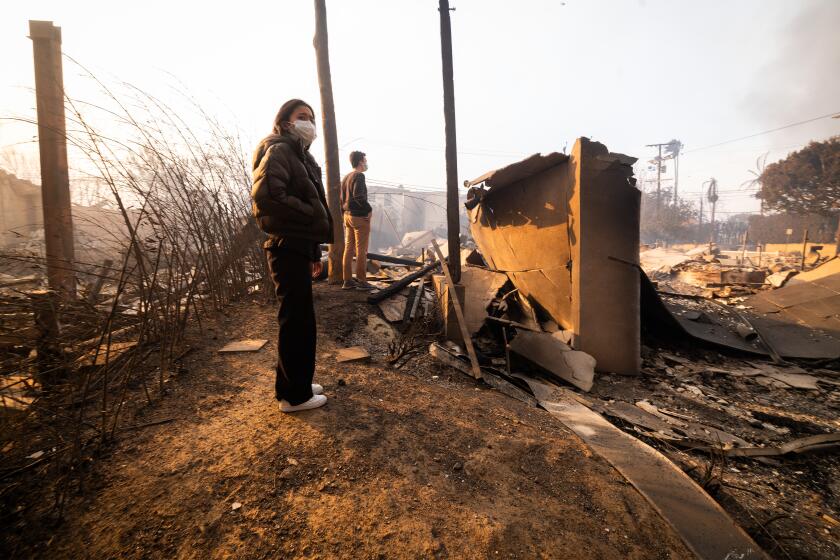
[682,110,839,155]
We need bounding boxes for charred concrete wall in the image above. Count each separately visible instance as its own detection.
[571,138,640,374]
[466,137,640,374]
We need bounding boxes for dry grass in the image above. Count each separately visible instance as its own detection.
[0,60,268,525]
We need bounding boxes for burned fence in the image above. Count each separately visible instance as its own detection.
[0,72,266,522]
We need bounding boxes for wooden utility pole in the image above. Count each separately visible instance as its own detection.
[645,142,667,216]
[29,20,76,299]
[800,229,809,270]
[313,0,345,284]
[673,151,679,204]
[698,194,704,241]
[438,0,461,283]
[655,144,662,212]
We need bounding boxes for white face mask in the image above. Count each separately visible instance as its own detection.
[291,120,317,144]
[362,161,369,172]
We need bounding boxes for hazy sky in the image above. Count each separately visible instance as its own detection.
[2,0,838,217]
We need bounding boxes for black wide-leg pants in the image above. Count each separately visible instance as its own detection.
[266,247,316,406]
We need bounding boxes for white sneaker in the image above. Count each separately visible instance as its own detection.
[279,394,327,413]
[312,383,324,395]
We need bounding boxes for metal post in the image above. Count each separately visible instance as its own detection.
[313,0,345,284]
[439,0,461,283]
[29,20,76,299]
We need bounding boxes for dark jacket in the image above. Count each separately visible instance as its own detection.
[340,171,373,217]
[251,134,334,251]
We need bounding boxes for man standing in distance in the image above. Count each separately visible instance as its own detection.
[341,151,374,290]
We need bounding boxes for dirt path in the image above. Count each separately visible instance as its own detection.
[26,286,691,559]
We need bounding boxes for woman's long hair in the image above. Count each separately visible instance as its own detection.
[253,99,317,171]
[272,99,315,136]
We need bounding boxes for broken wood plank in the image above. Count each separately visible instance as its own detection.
[723,432,840,458]
[431,240,482,379]
[408,281,425,320]
[519,376,768,560]
[402,286,417,323]
[508,330,595,392]
[217,339,268,353]
[336,346,370,363]
[605,400,750,450]
[378,295,408,323]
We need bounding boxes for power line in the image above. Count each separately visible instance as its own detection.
[368,191,448,211]
[682,110,840,155]
[338,137,529,159]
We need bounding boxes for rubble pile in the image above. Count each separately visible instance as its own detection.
[593,348,839,559]
[355,139,840,559]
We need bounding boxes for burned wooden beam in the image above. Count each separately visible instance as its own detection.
[366,260,441,304]
[366,253,424,267]
[431,239,480,379]
[31,289,63,388]
[29,21,76,299]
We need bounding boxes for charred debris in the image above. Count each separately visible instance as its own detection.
[360,137,838,559]
[1,88,837,556]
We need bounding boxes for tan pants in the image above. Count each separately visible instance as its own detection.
[342,212,371,282]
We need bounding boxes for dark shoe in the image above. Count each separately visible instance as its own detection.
[342,279,359,290]
[355,281,376,291]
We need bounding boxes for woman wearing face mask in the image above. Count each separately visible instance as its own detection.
[251,99,333,412]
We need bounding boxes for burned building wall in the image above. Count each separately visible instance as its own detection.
[467,162,574,323]
[466,137,640,374]
[571,138,640,374]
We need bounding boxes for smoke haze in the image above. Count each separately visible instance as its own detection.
[744,1,840,134]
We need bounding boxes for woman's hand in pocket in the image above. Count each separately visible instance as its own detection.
[311,260,323,279]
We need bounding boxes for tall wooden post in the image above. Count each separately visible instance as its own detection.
[438,0,461,283]
[800,229,809,270]
[313,1,345,284]
[29,20,76,299]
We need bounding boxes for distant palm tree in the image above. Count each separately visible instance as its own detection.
[741,152,769,215]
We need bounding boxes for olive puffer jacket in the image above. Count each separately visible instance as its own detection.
[251,134,334,244]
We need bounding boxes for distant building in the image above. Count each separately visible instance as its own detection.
[365,183,469,251]
[0,169,143,267]
[0,169,41,247]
